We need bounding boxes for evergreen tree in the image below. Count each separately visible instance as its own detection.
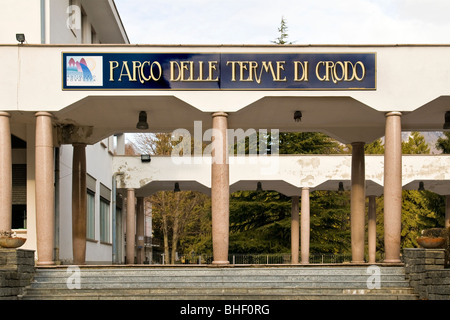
[279,132,343,154]
[364,138,384,154]
[271,16,293,45]
[229,190,292,253]
[436,131,450,153]
[309,190,351,254]
[402,131,430,154]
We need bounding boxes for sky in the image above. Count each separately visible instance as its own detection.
[114,0,450,45]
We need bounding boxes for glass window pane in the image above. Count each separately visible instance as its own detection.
[87,191,95,239]
[100,198,110,243]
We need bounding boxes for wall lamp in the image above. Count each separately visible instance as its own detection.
[136,111,149,130]
[418,181,425,191]
[16,33,25,44]
[294,111,302,122]
[444,111,450,130]
[174,182,181,193]
[140,154,151,163]
[256,181,263,192]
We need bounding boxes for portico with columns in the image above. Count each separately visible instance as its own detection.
[1,44,450,266]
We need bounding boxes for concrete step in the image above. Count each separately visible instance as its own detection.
[28,279,412,289]
[22,287,418,300]
[22,265,418,300]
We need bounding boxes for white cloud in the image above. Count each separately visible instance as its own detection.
[114,0,450,44]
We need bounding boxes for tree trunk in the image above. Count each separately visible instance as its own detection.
[171,192,181,264]
[161,192,170,264]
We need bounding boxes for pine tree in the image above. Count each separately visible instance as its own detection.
[279,132,343,154]
[271,16,293,45]
[364,138,384,154]
[436,131,450,153]
[402,131,430,154]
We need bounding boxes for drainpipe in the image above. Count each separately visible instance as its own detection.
[54,147,60,263]
[112,172,124,264]
[40,0,46,44]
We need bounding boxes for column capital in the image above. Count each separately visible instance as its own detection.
[351,141,365,147]
[385,111,402,117]
[72,142,87,147]
[212,112,228,118]
[0,112,11,118]
[35,111,54,118]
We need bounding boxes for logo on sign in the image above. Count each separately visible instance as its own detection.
[66,56,103,86]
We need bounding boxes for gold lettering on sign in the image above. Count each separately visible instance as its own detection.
[118,61,132,82]
[110,61,162,82]
[294,61,309,81]
[316,61,366,83]
[109,61,119,81]
[226,60,287,83]
[170,61,219,82]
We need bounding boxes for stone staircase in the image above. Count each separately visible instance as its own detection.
[21,265,418,300]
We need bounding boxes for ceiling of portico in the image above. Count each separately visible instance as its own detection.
[228,96,387,144]
[133,180,211,197]
[402,180,450,196]
[402,96,450,131]
[53,94,389,145]
[54,95,212,144]
[51,93,450,146]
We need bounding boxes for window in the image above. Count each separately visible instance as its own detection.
[86,190,95,240]
[99,184,111,243]
[100,198,110,243]
[86,174,96,240]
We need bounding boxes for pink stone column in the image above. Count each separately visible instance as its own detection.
[211,112,230,265]
[72,143,87,265]
[384,112,402,263]
[300,187,310,264]
[0,112,12,233]
[291,196,300,264]
[35,112,55,265]
[136,197,145,264]
[126,189,136,264]
[368,195,377,264]
[351,142,366,263]
[445,195,450,229]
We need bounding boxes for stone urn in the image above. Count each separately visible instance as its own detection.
[417,228,447,249]
[0,237,26,248]
[0,231,26,248]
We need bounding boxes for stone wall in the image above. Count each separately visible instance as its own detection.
[0,248,35,300]
[404,248,450,300]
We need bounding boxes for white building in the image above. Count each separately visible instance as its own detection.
[1,0,450,267]
[0,0,129,264]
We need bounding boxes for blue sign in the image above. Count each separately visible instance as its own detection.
[63,53,376,90]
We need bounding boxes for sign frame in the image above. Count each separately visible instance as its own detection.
[62,52,377,91]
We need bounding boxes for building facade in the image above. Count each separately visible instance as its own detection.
[0,0,129,264]
[1,1,450,266]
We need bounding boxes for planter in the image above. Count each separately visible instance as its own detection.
[0,237,26,248]
[417,236,446,249]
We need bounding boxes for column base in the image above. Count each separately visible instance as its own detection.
[36,261,55,266]
[212,260,230,265]
[383,259,401,263]
[351,260,365,264]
